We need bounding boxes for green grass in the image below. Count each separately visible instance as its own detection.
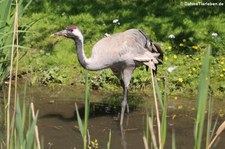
[15,0,225,97]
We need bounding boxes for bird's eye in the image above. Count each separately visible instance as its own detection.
[66,28,73,32]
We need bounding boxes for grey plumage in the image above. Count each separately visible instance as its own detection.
[51,26,163,125]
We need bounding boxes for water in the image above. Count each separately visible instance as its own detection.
[1,85,225,149]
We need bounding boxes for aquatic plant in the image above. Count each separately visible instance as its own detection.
[75,71,112,149]
[144,45,225,149]
[194,46,211,149]
[145,69,167,149]
[75,71,90,149]
[8,99,41,149]
[0,0,32,85]
[1,0,41,149]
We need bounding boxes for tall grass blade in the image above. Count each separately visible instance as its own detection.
[206,95,213,148]
[172,129,176,149]
[210,118,218,141]
[208,120,225,148]
[83,71,90,149]
[143,136,149,149]
[22,95,26,133]
[31,102,41,149]
[75,103,84,137]
[74,71,90,148]
[6,1,19,147]
[150,69,161,149]
[154,78,163,108]
[25,111,38,149]
[107,129,112,149]
[161,106,167,148]
[145,112,149,145]
[194,45,211,149]
[148,117,158,149]
[215,121,225,137]
[15,97,24,146]
[154,76,167,148]
[0,0,12,33]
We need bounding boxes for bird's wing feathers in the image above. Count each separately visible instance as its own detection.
[92,29,162,70]
[134,52,160,70]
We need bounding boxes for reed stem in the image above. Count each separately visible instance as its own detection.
[150,69,161,149]
[6,1,18,147]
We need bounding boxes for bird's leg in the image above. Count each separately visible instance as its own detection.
[120,79,129,113]
[120,85,128,125]
[120,67,134,125]
[120,79,126,126]
[124,86,129,113]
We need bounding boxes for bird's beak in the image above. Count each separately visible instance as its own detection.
[50,30,68,37]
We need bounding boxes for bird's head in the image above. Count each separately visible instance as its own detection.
[51,26,83,40]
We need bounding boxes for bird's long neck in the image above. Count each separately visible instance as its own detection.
[73,36,91,70]
[72,32,107,71]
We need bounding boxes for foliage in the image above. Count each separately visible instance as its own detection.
[75,71,112,149]
[39,66,67,84]
[0,0,32,84]
[194,46,211,149]
[145,45,225,149]
[9,98,39,149]
[14,0,225,96]
[75,71,90,149]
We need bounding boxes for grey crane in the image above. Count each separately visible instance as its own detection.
[51,26,163,125]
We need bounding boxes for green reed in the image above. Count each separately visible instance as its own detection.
[1,0,41,148]
[144,69,167,149]
[75,71,90,149]
[8,98,39,149]
[194,46,211,149]
[0,0,31,84]
[107,129,112,149]
[144,45,225,149]
[75,71,112,149]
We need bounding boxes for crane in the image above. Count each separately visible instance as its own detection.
[51,26,163,125]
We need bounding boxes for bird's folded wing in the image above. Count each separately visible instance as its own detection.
[134,57,159,70]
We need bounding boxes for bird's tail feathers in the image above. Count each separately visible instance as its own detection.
[153,43,163,64]
[134,55,159,71]
[134,43,163,75]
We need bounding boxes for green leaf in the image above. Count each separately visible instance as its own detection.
[0,0,12,34]
[26,111,38,149]
[194,45,211,149]
[75,103,84,137]
[15,96,24,146]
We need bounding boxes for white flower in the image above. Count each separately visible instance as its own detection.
[104,33,110,37]
[167,66,177,73]
[113,19,119,23]
[212,32,218,37]
[168,34,175,39]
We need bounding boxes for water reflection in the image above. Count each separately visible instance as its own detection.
[1,85,225,149]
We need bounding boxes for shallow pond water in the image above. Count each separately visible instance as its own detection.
[1,85,225,149]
